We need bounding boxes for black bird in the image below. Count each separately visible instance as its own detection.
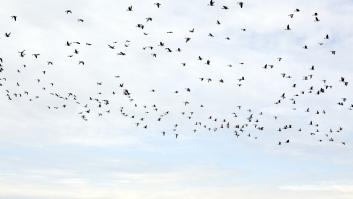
[11,15,17,21]
[208,0,215,6]
[285,24,291,30]
[154,2,161,8]
[238,2,244,8]
[5,32,11,37]
[18,50,26,57]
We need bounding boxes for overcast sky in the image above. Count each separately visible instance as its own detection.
[0,0,353,198]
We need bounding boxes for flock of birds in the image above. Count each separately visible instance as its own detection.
[0,1,351,146]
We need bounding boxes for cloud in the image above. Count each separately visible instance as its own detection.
[280,183,353,193]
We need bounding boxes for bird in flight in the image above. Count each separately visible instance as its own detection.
[11,15,17,21]
[154,2,161,8]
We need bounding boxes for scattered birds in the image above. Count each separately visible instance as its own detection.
[0,4,349,147]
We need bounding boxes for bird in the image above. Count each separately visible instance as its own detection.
[208,0,215,6]
[238,2,244,8]
[154,2,161,8]
[18,50,26,57]
[285,24,291,30]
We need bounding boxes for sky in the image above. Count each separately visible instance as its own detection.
[0,0,353,198]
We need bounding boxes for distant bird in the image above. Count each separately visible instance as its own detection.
[154,2,161,8]
[18,50,25,57]
[238,2,244,8]
[286,24,291,30]
[11,15,17,21]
